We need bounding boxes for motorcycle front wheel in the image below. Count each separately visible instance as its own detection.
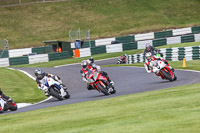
[64,91,70,99]
[49,87,64,100]
[161,70,173,81]
[96,83,110,95]
[8,103,17,111]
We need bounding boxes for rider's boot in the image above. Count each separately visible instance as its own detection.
[45,91,50,97]
[106,76,114,86]
[110,80,114,86]
[7,98,13,102]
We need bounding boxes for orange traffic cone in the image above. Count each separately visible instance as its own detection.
[182,58,187,67]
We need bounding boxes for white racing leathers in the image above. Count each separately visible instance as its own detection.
[144,59,159,74]
[39,76,68,99]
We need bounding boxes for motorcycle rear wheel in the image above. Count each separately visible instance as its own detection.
[49,87,64,100]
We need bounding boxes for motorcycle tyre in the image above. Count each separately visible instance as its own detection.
[96,83,110,95]
[110,86,116,94]
[49,87,64,100]
[174,74,177,81]
[162,70,173,81]
[64,91,70,99]
[8,103,17,111]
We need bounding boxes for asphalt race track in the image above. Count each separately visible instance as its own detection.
[3,58,200,114]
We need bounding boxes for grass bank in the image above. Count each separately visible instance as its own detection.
[0,68,46,103]
[0,0,200,49]
[0,81,200,133]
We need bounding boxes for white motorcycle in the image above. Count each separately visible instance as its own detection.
[153,60,177,81]
[40,76,70,100]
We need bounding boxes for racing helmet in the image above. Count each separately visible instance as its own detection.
[89,57,94,63]
[81,60,88,70]
[145,43,151,51]
[145,52,152,61]
[124,54,127,57]
[34,68,44,79]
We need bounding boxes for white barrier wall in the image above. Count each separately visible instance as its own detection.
[184,47,193,61]
[135,32,154,41]
[95,37,115,46]
[0,58,9,67]
[194,34,200,42]
[106,44,122,53]
[137,40,153,49]
[9,48,32,58]
[167,36,181,45]
[28,54,49,64]
[79,48,91,57]
[172,27,192,36]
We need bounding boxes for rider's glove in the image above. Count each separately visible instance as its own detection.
[96,66,101,72]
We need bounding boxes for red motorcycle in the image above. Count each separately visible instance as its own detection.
[86,69,116,95]
[0,95,17,113]
[117,56,127,64]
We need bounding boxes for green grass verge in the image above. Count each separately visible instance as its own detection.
[0,81,200,133]
[0,68,46,103]
[0,0,200,49]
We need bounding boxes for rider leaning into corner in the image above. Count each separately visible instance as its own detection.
[0,88,13,102]
[144,43,163,57]
[34,68,67,97]
[80,57,114,90]
[118,54,127,64]
[144,52,174,78]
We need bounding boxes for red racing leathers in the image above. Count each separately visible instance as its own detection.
[80,60,113,90]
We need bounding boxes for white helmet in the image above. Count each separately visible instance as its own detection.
[145,52,152,61]
[145,43,152,51]
[81,60,88,70]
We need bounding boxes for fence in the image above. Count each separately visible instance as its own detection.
[127,46,200,64]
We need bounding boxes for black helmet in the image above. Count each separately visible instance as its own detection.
[124,54,127,57]
[81,60,88,70]
[89,57,94,63]
[34,68,44,79]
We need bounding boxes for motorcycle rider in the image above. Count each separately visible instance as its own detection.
[80,59,114,90]
[34,68,67,97]
[144,52,174,76]
[88,57,94,64]
[118,54,127,64]
[0,88,12,102]
[144,43,163,57]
